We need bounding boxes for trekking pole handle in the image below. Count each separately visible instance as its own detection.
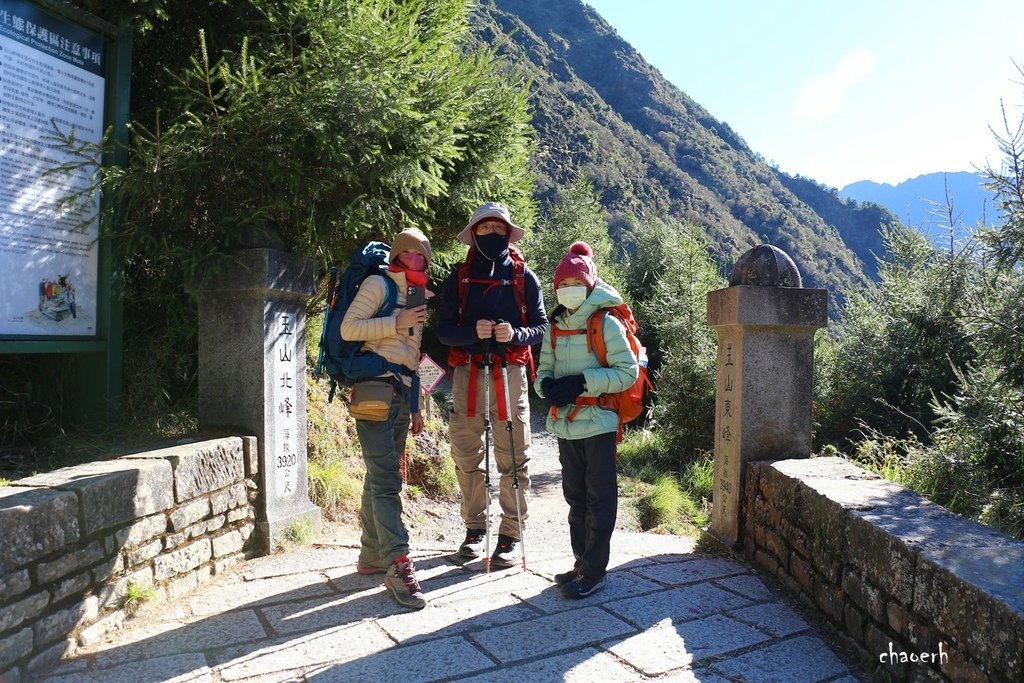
[493,319,510,360]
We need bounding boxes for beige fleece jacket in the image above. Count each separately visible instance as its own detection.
[339,270,422,383]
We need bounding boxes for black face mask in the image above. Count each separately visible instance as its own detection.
[474,233,510,261]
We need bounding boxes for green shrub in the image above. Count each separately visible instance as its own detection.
[122,581,158,616]
[624,219,722,458]
[308,458,361,518]
[617,428,668,481]
[635,474,707,533]
[979,488,1024,539]
[283,517,316,545]
[682,455,714,503]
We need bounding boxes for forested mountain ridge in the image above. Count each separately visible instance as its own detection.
[842,171,995,249]
[475,0,896,292]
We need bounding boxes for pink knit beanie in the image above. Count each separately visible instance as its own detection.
[554,241,597,288]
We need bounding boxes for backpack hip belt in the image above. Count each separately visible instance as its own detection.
[447,346,531,368]
[549,395,612,422]
[459,355,519,420]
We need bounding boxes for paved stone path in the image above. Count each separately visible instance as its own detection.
[35,426,863,682]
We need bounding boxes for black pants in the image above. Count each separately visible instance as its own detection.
[558,431,618,580]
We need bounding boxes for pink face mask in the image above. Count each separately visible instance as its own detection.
[397,252,427,272]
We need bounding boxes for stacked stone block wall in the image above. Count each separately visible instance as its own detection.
[740,456,1024,682]
[0,436,259,681]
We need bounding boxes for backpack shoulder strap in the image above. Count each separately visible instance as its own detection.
[509,246,528,325]
[455,250,473,324]
[380,273,399,316]
[588,309,610,367]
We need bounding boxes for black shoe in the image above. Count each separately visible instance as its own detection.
[554,566,580,585]
[459,529,486,558]
[561,574,605,599]
[490,534,520,569]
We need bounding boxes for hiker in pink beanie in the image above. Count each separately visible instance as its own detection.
[535,241,638,599]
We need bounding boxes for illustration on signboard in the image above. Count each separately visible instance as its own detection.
[37,274,78,322]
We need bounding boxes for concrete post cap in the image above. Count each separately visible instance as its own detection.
[729,245,802,288]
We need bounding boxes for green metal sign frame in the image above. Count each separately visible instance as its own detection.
[0,0,130,423]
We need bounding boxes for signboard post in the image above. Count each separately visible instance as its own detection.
[0,0,130,423]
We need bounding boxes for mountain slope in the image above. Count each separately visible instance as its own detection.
[842,172,996,248]
[476,0,894,296]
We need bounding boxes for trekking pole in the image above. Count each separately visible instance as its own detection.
[495,327,527,571]
[481,338,493,574]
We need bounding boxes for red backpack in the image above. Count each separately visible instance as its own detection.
[550,303,654,442]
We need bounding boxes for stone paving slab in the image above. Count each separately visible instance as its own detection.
[606,614,771,676]
[258,588,402,635]
[632,556,748,585]
[712,635,851,682]
[90,609,266,668]
[299,635,496,682]
[471,605,636,664]
[713,573,776,601]
[40,653,212,683]
[186,571,335,617]
[659,669,734,682]
[455,648,640,682]
[730,601,811,638]
[604,581,753,628]
[376,588,538,643]
[208,622,393,681]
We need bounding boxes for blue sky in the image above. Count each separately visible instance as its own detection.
[583,1,1024,188]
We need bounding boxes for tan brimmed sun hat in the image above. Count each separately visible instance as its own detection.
[457,201,525,245]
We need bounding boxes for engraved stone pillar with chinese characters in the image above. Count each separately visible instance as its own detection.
[706,245,827,547]
[190,248,321,552]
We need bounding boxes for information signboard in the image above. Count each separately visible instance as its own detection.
[0,0,106,337]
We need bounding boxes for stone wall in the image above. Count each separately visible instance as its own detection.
[740,456,1024,682]
[0,436,259,680]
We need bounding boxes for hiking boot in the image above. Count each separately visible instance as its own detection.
[384,557,427,610]
[554,566,580,585]
[458,528,487,558]
[561,574,605,599]
[490,534,520,569]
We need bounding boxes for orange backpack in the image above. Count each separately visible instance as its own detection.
[550,303,654,442]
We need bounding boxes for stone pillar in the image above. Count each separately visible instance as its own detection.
[190,248,321,552]
[706,246,827,547]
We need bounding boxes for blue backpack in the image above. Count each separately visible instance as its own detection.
[315,241,406,402]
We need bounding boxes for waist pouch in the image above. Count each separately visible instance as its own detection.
[349,380,394,421]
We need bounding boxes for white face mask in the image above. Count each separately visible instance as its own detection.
[556,285,588,310]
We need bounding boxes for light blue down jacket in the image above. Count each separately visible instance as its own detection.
[534,280,639,440]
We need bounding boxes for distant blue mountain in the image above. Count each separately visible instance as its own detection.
[841,172,998,247]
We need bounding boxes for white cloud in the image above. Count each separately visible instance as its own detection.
[793,49,875,121]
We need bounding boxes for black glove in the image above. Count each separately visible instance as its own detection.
[541,377,555,399]
[546,374,586,408]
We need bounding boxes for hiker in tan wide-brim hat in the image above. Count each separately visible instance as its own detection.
[438,200,547,571]
[456,201,526,245]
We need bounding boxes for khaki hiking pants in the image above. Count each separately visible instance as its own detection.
[449,362,531,539]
